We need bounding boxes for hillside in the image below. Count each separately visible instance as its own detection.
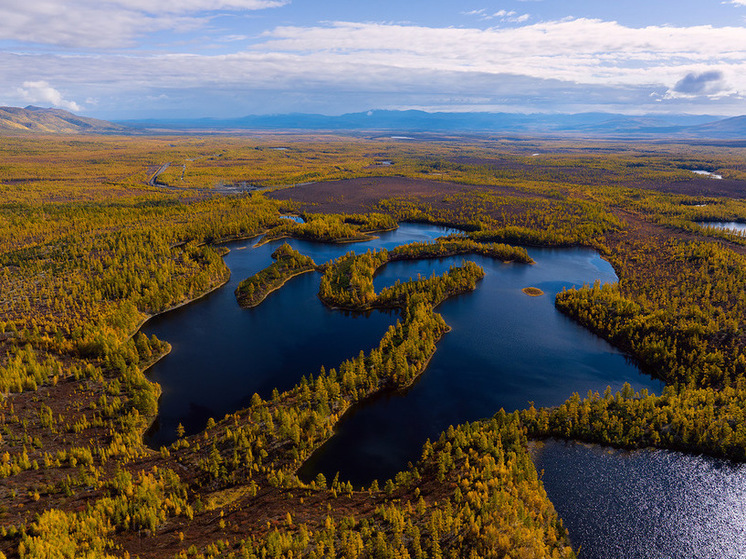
[689,115,746,139]
[0,105,128,133]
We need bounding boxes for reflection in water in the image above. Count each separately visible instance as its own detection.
[532,440,746,559]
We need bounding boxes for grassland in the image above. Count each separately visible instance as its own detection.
[1,131,746,558]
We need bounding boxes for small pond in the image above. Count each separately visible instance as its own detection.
[697,221,746,234]
[691,170,723,180]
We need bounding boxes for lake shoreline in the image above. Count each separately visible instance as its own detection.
[295,323,452,486]
[236,266,318,308]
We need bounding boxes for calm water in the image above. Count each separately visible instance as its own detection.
[691,170,723,180]
[532,440,746,559]
[142,223,458,447]
[697,221,746,234]
[301,249,661,486]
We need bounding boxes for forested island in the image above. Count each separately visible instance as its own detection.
[235,244,318,308]
[1,132,746,557]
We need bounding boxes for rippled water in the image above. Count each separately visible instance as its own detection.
[532,440,746,559]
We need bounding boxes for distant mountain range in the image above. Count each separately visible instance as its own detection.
[2,106,745,139]
[121,109,746,139]
[0,106,128,133]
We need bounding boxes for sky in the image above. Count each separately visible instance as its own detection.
[2,0,746,119]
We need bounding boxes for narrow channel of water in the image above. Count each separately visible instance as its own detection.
[532,439,746,559]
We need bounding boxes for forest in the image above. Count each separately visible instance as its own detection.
[1,132,746,558]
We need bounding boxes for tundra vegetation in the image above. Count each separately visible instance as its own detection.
[1,132,746,557]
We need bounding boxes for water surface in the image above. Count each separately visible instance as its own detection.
[139,221,741,559]
[532,440,746,559]
[697,221,746,234]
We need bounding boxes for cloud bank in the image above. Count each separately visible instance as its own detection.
[17,81,81,112]
[3,15,746,117]
[0,0,288,48]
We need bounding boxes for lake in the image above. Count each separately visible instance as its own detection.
[140,221,740,559]
[142,223,461,447]
[697,221,746,235]
[300,247,661,486]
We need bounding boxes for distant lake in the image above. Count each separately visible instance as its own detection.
[697,221,746,234]
[691,170,723,180]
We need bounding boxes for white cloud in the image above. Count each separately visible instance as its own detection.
[3,18,746,116]
[254,20,746,88]
[230,20,746,113]
[0,0,288,48]
[464,8,530,23]
[17,81,81,112]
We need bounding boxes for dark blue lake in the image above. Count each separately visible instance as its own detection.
[140,221,746,559]
[142,223,459,447]
[301,248,661,485]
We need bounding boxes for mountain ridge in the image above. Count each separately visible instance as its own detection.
[0,105,128,133]
[1,105,744,139]
[119,109,742,138]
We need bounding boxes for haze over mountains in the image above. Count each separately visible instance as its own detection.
[121,110,716,135]
[2,105,746,139]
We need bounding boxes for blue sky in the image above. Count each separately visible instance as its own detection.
[2,0,746,119]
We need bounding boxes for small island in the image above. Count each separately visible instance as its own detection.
[389,238,534,264]
[522,286,544,297]
[235,243,318,308]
